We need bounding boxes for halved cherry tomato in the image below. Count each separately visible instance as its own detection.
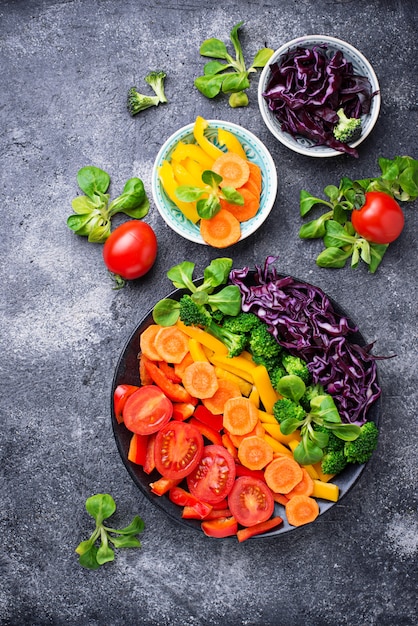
[154,421,204,480]
[113,384,140,423]
[201,516,238,538]
[351,191,405,244]
[123,385,173,435]
[187,444,236,505]
[228,476,275,527]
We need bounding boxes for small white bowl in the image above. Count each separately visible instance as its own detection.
[151,120,278,245]
[258,35,381,157]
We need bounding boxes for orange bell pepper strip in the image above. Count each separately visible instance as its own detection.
[142,357,195,404]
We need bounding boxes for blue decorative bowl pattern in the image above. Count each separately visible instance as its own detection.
[152,120,278,244]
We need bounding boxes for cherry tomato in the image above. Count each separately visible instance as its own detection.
[187,444,236,505]
[228,476,274,527]
[122,385,173,435]
[103,220,157,280]
[154,421,204,480]
[351,191,405,244]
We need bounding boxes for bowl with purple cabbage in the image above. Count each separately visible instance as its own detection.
[258,35,381,158]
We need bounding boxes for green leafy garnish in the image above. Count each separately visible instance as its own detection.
[75,494,145,570]
[194,21,274,108]
[299,155,418,272]
[67,166,150,243]
[153,258,241,326]
[175,170,243,220]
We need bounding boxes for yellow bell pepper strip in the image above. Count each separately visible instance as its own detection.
[287,439,319,480]
[262,422,301,447]
[251,364,280,414]
[170,141,214,170]
[158,160,200,223]
[248,385,260,407]
[181,157,205,183]
[312,462,336,483]
[171,159,205,188]
[188,338,209,363]
[208,354,255,383]
[176,320,228,355]
[264,434,293,457]
[312,479,339,502]
[193,116,224,161]
[214,366,252,396]
[217,127,247,160]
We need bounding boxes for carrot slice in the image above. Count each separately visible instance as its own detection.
[212,152,250,189]
[139,354,153,385]
[182,361,219,399]
[202,378,242,415]
[154,326,190,364]
[264,456,304,494]
[220,187,260,222]
[228,420,265,448]
[237,516,283,542]
[237,177,261,201]
[286,467,314,498]
[223,397,259,436]
[247,161,262,193]
[140,324,163,361]
[285,495,319,527]
[200,209,241,248]
[238,435,274,471]
[174,351,194,378]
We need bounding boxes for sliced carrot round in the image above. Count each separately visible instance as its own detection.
[212,152,250,189]
[286,467,314,498]
[264,456,303,494]
[238,435,274,471]
[220,187,260,223]
[200,209,241,248]
[140,324,163,361]
[182,361,219,399]
[228,420,265,449]
[285,494,319,527]
[202,378,242,415]
[154,326,190,364]
[223,397,259,436]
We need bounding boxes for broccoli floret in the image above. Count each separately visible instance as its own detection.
[333,107,362,143]
[251,353,281,373]
[222,311,261,334]
[281,354,310,384]
[179,294,247,358]
[273,398,306,424]
[144,71,168,104]
[300,383,325,411]
[321,450,348,475]
[270,366,287,392]
[344,421,379,464]
[313,424,345,452]
[127,71,167,117]
[249,324,282,360]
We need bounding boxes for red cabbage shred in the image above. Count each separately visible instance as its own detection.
[230,257,381,425]
[262,45,375,157]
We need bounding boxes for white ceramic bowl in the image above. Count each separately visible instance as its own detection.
[152,120,278,245]
[258,35,381,157]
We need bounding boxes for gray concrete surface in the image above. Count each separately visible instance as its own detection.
[1,1,417,624]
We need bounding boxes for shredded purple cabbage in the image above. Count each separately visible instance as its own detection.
[262,45,375,157]
[230,257,382,425]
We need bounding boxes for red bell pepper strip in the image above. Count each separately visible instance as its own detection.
[159,360,182,383]
[202,507,232,520]
[143,433,157,474]
[143,357,194,404]
[114,384,140,424]
[149,476,181,496]
[201,516,238,538]
[127,433,149,466]
[235,464,266,482]
[236,516,283,543]
[172,402,196,421]
[221,433,238,459]
[193,404,223,432]
[169,486,213,519]
[189,416,223,446]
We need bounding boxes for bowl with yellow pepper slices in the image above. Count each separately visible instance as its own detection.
[151,116,278,247]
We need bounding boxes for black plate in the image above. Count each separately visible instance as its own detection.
[111,274,380,538]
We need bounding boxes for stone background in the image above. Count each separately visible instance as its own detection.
[1,1,417,624]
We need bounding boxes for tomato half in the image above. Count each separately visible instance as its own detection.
[154,421,204,480]
[187,444,236,505]
[351,191,405,244]
[228,476,274,527]
[122,385,173,435]
[103,220,157,280]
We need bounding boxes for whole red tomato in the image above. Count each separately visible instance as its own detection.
[351,191,405,244]
[103,221,157,280]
